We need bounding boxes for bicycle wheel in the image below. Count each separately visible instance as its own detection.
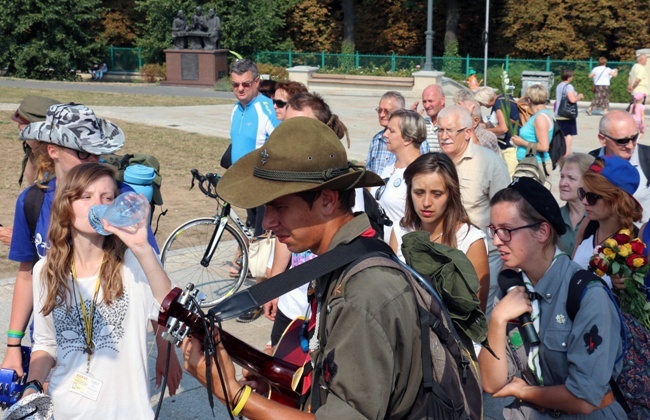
[161,218,249,307]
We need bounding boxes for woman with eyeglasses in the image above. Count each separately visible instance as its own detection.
[557,153,595,255]
[389,152,489,311]
[479,176,626,418]
[572,156,643,289]
[1,104,180,393]
[510,84,555,174]
[372,109,427,242]
[271,81,307,121]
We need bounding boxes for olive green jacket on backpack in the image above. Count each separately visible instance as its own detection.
[401,231,489,346]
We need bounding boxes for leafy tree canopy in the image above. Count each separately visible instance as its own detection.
[0,0,105,80]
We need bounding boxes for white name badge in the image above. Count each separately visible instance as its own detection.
[70,371,103,401]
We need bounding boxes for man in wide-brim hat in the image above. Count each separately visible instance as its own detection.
[181,117,424,418]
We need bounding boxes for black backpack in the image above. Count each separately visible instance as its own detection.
[546,122,567,170]
[360,188,392,239]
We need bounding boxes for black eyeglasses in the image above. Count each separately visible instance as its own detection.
[599,132,639,146]
[273,99,288,108]
[375,178,390,201]
[487,222,542,242]
[438,127,468,137]
[65,147,93,160]
[231,79,256,89]
[577,187,603,206]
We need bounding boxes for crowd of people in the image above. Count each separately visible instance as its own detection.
[2,54,649,419]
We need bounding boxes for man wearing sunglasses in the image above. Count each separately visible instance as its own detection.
[588,110,650,222]
[365,91,430,175]
[229,59,280,322]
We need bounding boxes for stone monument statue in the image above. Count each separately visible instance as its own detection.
[170,5,222,50]
[206,8,221,50]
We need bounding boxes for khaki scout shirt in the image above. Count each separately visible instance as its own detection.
[455,140,510,252]
[309,214,422,419]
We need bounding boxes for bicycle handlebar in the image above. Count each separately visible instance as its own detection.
[189,169,221,199]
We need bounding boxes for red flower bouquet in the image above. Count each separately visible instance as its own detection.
[589,229,650,329]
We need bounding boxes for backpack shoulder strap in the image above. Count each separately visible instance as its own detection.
[24,185,47,263]
[208,237,392,320]
[566,269,608,322]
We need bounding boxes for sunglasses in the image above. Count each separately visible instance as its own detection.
[374,178,390,201]
[375,107,392,115]
[577,187,603,205]
[600,132,639,146]
[273,99,288,108]
[231,79,256,89]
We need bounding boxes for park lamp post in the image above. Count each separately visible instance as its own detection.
[423,0,434,71]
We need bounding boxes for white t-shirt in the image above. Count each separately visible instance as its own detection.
[393,222,488,263]
[573,234,612,288]
[374,164,408,243]
[590,66,614,86]
[32,251,160,420]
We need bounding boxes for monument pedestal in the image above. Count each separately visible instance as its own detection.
[162,49,228,87]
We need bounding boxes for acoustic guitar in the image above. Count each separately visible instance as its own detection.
[158,286,310,407]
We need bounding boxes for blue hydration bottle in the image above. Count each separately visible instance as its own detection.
[123,164,155,203]
[88,192,148,236]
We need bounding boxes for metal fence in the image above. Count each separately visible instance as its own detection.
[254,51,635,75]
[105,47,143,73]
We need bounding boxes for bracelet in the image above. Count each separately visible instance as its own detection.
[7,343,22,347]
[231,385,252,417]
[7,329,25,339]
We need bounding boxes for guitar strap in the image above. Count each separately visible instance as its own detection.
[208,237,392,320]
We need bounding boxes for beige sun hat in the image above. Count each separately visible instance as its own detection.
[217,117,383,209]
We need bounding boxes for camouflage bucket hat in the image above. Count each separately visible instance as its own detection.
[217,117,384,209]
[20,103,125,155]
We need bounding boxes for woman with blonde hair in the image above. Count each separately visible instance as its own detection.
[390,152,489,311]
[558,153,595,254]
[510,84,554,174]
[19,163,172,418]
[373,108,426,242]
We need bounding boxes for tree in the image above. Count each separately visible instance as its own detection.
[496,0,650,60]
[0,0,105,80]
[285,0,340,52]
[102,0,143,47]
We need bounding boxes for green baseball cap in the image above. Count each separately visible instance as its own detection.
[11,96,60,124]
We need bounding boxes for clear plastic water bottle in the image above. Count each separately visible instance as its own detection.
[88,192,148,236]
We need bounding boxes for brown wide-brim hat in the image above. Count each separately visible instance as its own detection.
[217,117,384,209]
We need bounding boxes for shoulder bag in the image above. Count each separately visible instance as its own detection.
[557,84,578,119]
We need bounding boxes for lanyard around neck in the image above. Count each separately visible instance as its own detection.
[71,255,104,369]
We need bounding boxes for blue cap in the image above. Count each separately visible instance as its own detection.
[589,156,640,196]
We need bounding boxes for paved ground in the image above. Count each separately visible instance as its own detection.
[0,77,637,418]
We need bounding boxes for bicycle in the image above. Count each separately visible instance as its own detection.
[160,169,255,307]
